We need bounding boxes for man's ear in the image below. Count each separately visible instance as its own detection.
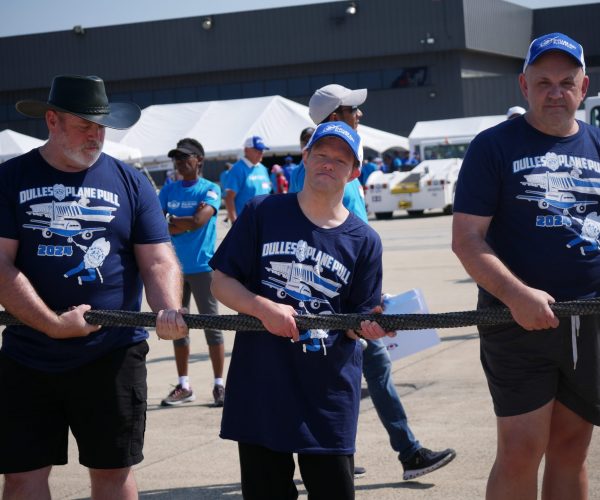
[302,148,310,165]
[45,109,59,131]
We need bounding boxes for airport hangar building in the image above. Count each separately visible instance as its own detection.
[1,0,599,143]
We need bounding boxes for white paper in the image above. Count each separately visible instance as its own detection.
[380,289,440,361]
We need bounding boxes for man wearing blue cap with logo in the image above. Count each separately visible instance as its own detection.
[453,33,598,498]
[210,121,394,499]
[224,135,272,223]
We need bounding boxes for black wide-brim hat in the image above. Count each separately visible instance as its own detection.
[16,75,141,130]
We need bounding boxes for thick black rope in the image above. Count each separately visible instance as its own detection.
[1,299,600,331]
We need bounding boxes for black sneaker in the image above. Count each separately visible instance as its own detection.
[354,466,367,478]
[401,447,456,480]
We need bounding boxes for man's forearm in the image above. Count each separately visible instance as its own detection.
[211,270,265,316]
[452,216,558,330]
[224,192,237,223]
[452,230,528,305]
[136,243,183,311]
[0,258,62,335]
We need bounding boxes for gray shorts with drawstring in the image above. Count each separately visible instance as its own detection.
[477,290,600,425]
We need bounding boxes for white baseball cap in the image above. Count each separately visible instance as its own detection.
[308,84,367,125]
[506,106,526,119]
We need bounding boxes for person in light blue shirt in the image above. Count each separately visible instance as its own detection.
[359,157,379,186]
[158,138,226,407]
[219,162,232,190]
[291,95,368,221]
[224,136,272,223]
[282,155,297,182]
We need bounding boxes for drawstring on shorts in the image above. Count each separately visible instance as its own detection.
[571,315,580,370]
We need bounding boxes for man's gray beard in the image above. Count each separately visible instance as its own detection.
[63,143,102,168]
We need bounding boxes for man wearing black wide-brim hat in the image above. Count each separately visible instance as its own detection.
[0,75,188,497]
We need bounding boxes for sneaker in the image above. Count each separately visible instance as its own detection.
[161,384,196,406]
[401,447,456,480]
[354,466,367,478]
[212,384,225,407]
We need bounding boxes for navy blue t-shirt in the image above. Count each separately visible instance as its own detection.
[454,117,600,301]
[209,193,382,454]
[0,149,170,372]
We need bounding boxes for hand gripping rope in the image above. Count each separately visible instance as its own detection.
[1,298,600,331]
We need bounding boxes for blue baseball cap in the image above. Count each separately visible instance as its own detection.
[523,32,585,73]
[243,135,270,151]
[304,121,363,165]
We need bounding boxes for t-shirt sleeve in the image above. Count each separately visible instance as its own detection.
[344,229,383,315]
[209,200,257,282]
[203,183,221,214]
[0,163,18,240]
[132,173,171,244]
[158,184,169,212]
[288,163,305,193]
[453,133,501,217]
[224,164,243,193]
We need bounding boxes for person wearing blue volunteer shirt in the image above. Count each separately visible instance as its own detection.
[210,122,394,499]
[282,155,297,182]
[293,83,456,481]
[159,138,226,407]
[453,33,598,498]
[359,156,378,186]
[219,162,232,189]
[0,75,188,498]
[224,135,272,223]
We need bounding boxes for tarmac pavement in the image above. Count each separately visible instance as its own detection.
[2,209,600,499]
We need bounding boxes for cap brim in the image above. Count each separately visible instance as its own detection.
[16,100,141,130]
[306,133,362,164]
[339,88,368,107]
[168,146,197,157]
[525,48,585,72]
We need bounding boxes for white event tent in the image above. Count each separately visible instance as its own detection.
[408,111,587,148]
[0,129,44,163]
[102,140,143,165]
[408,115,506,147]
[0,128,142,165]
[106,95,408,165]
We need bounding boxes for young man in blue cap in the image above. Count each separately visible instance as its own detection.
[453,33,597,498]
[223,135,272,223]
[210,121,393,499]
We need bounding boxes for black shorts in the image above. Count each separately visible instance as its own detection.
[0,341,149,474]
[478,295,600,424]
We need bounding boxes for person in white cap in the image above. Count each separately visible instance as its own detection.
[224,135,272,223]
[506,105,526,120]
[453,32,598,498]
[292,84,456,481]
[290,84,368,221]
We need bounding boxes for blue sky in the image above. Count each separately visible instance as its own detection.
[0,0,596,38]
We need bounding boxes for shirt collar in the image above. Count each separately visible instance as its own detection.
[242,156,257,167]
